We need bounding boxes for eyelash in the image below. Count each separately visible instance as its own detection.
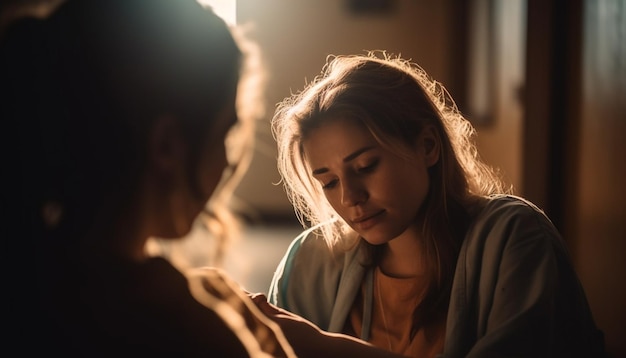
[358,160,379,173]
[320,159,379,190]
[322,180,337,190]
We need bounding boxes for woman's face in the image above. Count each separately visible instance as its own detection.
[302,117,437,245]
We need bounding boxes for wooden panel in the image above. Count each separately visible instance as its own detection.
[575,0,626,355]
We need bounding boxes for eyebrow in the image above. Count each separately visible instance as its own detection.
[311,146,376,175]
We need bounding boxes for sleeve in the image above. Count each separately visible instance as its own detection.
[462,199,603,357]
[267,225,347,331]
[268,231,308,309]
[468,205,558,357]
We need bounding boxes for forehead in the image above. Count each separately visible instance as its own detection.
[302,117,377,165]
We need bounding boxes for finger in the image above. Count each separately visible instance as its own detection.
[255,299,283,316]
[249,292,268,302]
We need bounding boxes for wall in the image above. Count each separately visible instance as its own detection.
[524,0,625,354]
[472,0,525,193]
[575,0,626,355]
[234,1,625,355]
[234,0,481,221]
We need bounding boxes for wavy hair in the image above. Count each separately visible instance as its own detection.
[272,51,508,333]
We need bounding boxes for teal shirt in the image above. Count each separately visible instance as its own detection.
[269,195,605,357]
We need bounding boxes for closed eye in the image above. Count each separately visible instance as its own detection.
[357,159,379,174]
[322,179,338,190]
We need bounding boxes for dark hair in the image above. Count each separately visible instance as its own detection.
[272,52,508,335]
[2,0,242,250]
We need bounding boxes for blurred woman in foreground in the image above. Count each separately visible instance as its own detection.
[2,1,407,356]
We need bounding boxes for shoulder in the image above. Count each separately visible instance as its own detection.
[269,223,365,329]
[288,224,330,255]
[279,222,364,290]
[269,223,343,303]
[466,194,563,251]
[474,194,556,231]
[284,222,357,268]
[270,222,362,293]
[478,194,547,215]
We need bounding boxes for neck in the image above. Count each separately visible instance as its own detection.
[379,225,425,278]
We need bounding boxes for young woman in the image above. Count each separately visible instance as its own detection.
[269,53,605,357]
[2,1,407,357]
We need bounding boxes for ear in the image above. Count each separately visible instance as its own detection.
[148,114,187,176]
[417,125,440,168]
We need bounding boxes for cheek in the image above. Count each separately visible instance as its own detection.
[323,191,343,212]
[199,142,228,199]
[396,170,430,209]
[376,164,430,206]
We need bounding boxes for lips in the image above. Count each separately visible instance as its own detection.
[351,210,385,226]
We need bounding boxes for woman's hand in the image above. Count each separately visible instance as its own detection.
[248,293,409,358]
[248,293,293,317]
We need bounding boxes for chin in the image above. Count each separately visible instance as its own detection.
[358,225,406,246]
[359,234,391,246]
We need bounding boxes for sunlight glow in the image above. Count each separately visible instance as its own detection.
[197,0,236,26]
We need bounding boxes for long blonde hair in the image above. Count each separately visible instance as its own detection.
[272,51,508,331]
[273,52,505,240]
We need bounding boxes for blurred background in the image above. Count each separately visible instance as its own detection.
[230,2,626,355]
[2,0,624,356]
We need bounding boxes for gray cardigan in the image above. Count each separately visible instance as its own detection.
[268,195,604,357]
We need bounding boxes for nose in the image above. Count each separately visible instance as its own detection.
[340,178,367,207]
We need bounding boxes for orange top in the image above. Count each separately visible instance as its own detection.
[345,267,446,357]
